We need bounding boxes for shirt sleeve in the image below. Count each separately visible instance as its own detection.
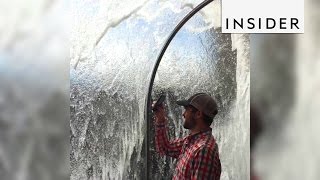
[191,144,221,180]
[154,122,185,159]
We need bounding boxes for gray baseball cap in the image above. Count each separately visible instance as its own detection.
[177,93,218,118]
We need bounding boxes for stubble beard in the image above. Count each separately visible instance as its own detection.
[183,115,196,130]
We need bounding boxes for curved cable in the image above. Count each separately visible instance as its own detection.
[144,0,214,179]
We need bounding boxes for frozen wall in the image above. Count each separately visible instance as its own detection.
[70,0,249,179]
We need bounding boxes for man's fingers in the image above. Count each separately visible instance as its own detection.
[152,102,165,113]
[152,101,157,109]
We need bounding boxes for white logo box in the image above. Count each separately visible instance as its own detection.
[221,0,304,33]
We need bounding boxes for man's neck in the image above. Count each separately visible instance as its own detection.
[190,126,211,135]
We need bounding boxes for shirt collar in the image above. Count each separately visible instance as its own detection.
[187,128,212,141]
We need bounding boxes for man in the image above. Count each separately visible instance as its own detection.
[153,93,221,180]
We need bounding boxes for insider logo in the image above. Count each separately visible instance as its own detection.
[225,18,300,30]
[221,0,304,33]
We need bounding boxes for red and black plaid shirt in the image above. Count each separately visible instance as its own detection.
[155,122,221,180]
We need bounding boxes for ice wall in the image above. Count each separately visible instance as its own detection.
[70,0,249,179]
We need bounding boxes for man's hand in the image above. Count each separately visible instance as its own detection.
[152,101,166,124]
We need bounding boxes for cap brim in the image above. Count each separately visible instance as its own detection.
[176,100,190,106]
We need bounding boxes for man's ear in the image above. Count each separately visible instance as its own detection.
[196,111,203,118]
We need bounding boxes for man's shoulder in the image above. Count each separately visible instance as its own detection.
[194,136,217,154]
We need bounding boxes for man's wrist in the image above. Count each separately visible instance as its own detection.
[155,124,165,128]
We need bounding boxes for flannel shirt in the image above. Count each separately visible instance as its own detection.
[155,122,221,180]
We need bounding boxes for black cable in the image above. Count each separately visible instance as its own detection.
[144,0,214,179]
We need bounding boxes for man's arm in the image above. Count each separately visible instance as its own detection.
[153,103,184,158]
[191,145,221,180]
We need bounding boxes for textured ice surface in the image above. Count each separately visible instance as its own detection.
[70,0,249,179]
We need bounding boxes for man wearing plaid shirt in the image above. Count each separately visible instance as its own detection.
[153,93,221,180]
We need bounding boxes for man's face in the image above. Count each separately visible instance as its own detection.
[182,106,197,129]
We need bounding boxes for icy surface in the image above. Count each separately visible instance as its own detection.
[70,0,249,179]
